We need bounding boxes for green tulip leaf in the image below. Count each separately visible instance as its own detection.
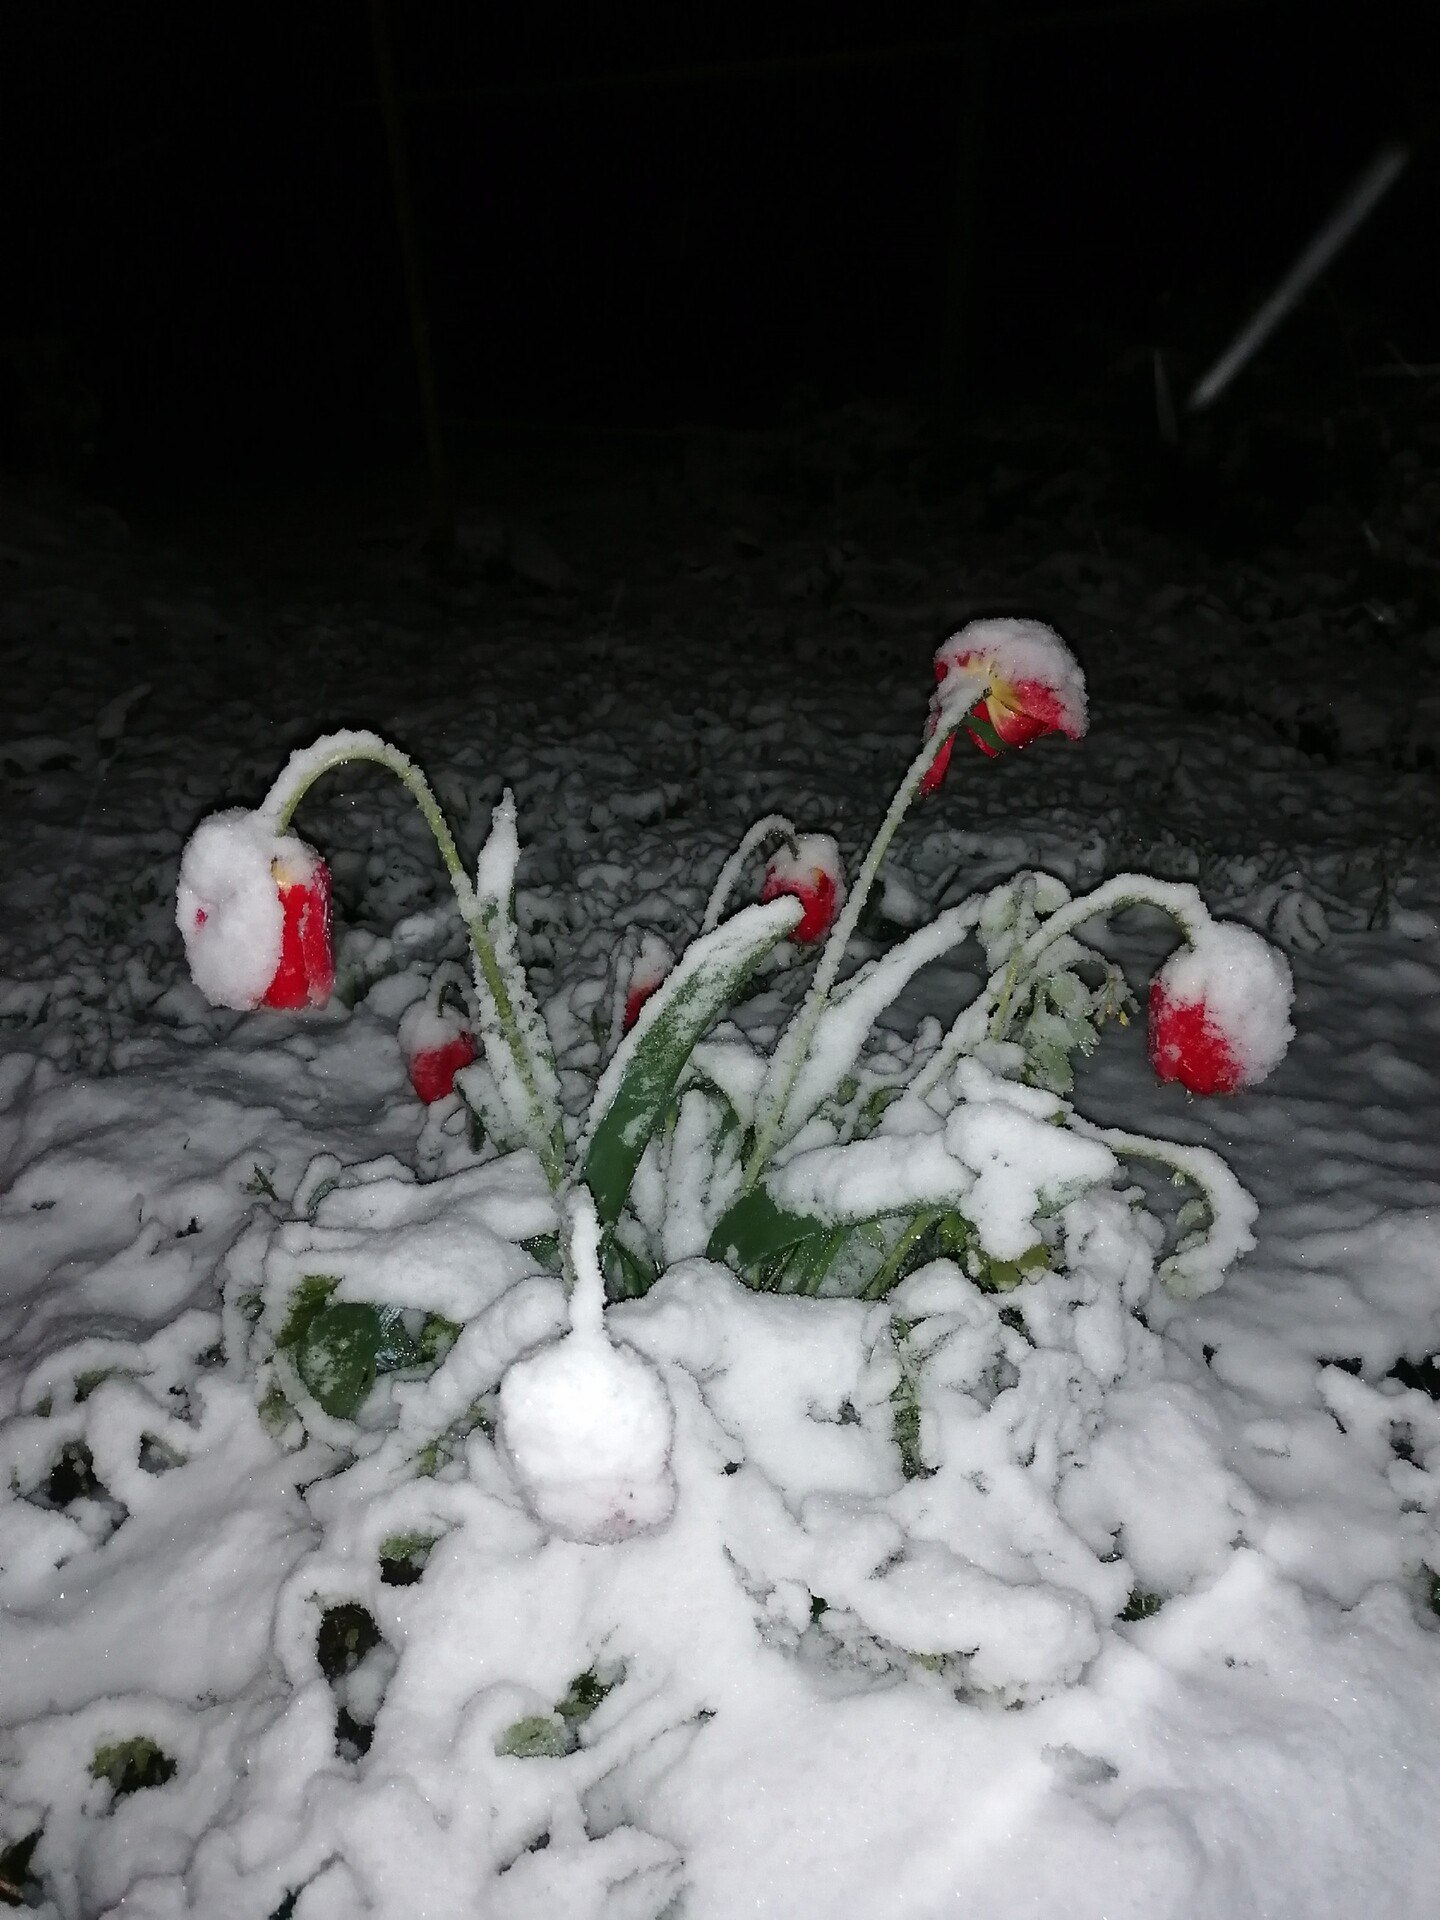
[296,1302,384,1418]
[582,898,800,1229]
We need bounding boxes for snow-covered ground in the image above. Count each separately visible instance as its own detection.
[2,413,1440,1918]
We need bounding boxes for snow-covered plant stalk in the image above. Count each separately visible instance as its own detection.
[744,722,958,1184]
[262,732,564,1182]
[911,871,1211,1102]
[746,620,1089,1185]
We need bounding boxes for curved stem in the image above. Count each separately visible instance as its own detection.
[912,871,1211,1102]
[745,719,956,1185]
[263,730,474,908]
[699,814,797,935]
[260,730,563,1184]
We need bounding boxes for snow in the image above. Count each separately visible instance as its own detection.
[2,442,1440,1917]
[499,1190,676,1542]
[175,810,292,1010]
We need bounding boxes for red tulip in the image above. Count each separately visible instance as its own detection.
[177,812,334,1011]
[399,998,477,1102]
[622,933,675,1034]
[1147,924,1294,1095]
[264,852,335,1009]
[920,618,1087,793]
[760,833,845,943]
[411,1032,478,1103]
[1147,985,1244,1095]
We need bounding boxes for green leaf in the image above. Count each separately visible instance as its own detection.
[705,1183,830,1272]
[981,1242,1050,1292]
[964,707,1007,755]
[90,1737,176,1798]
[1120,1589,1165,1622]
[604,1227,658,1301]
[276,1274,341,1351]
[582,899,800,1228]
[495,1713,573,1759]
[0,1829,42,1908]
[295,1303,383,1418]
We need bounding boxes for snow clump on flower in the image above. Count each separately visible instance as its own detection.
[1149,921,1294,1095]
[498,1188,676,1543]
[176,811,333,1011]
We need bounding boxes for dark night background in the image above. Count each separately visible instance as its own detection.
[0,0,1433,517]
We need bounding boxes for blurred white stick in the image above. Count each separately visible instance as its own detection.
[1188,142,1409,412]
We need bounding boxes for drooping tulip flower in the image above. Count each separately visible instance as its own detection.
[1148,922,1294,1095]
[264,848,336,1009]
[622,932,676,1034]
[398,999,478,1103]
[176,811,334,1011]
[920,617,1088,793]
[760,833,846,943]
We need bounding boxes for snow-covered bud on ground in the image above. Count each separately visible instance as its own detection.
[920,617,1088,792]
[622,931,675,1033]
[759,832,845,943]
[1148,921,1294,1095]
[498,1188,675,1544]
[176,811,335,1011]
[398,998,477,1103]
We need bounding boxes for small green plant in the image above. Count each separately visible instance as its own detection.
[90,1737,176,1798]
[187,620,1295,1434]
[496,1664,623,1759]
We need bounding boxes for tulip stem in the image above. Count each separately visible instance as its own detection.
[261,731,564,1185]
[699,813,797,935]
[912,872,1212,1102]
[744,714,960,1185]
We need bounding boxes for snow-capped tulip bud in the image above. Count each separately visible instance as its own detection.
[760,833,845,943]
[1148,922,1294,1095]
[176,811,334,1011]
[398,999,477,1103]
[921,617,1088,792]
[622,932,675,1034]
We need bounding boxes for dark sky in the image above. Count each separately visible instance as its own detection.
[0,1,1431,502]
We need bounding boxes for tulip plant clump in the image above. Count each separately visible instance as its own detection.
[177,617,1294,1450]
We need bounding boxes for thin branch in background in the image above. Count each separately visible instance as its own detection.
[1188,142,1410,413]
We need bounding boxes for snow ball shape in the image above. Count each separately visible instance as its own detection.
[498,1187,676,1544]
[1148,921,1294,1095]
[921,617,1088,791]
[176,811,334,1011]
[760,832,846,943]
[399,998,477,1102]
